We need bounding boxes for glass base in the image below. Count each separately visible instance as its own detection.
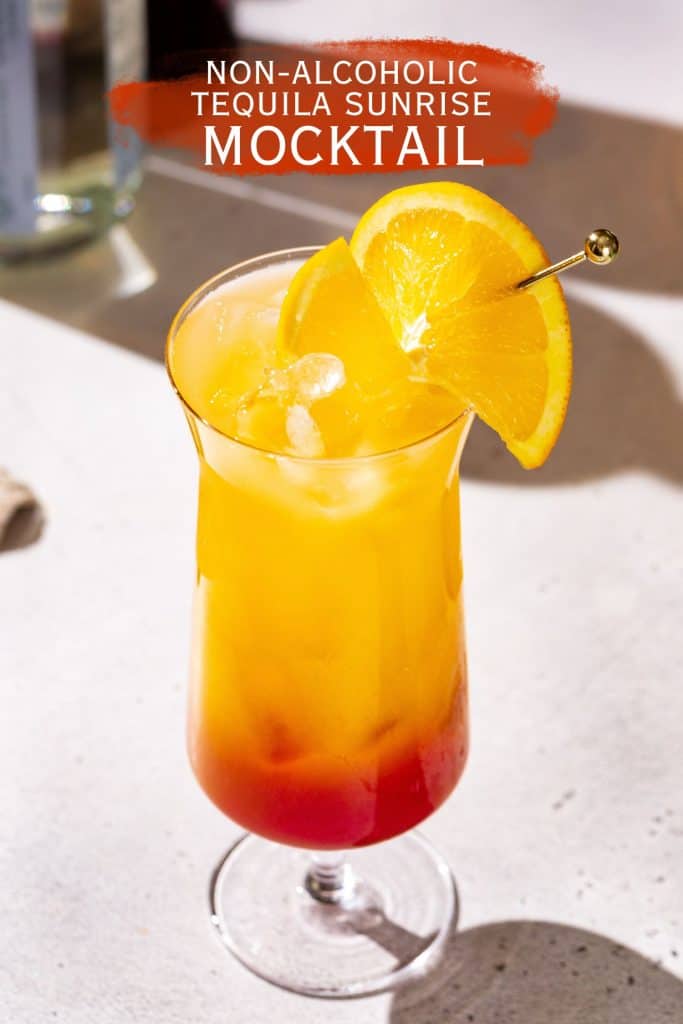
[210,831,457,998]
[0,162,141,263]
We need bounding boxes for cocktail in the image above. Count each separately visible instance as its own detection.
[167,183,576,996]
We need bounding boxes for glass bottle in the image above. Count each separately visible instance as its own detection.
[0,0,145,261]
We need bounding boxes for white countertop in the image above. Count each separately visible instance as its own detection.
[1,278,681,1021]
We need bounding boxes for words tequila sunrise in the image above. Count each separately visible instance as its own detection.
[195,56,491,169]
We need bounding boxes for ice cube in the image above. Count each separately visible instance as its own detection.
[215,349,347,456]
[286,404,325,457]
[289,353,346,405]
[258,353,346,407]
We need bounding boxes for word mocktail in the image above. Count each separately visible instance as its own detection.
[204,123,484,169]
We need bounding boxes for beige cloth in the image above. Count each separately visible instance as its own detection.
[0,469,43,551]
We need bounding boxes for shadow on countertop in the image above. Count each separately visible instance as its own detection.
[391,919,682,1024]
[268,99,683,299]
[461,294,683,487]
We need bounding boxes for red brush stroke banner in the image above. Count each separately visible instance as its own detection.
[110,38,558,175]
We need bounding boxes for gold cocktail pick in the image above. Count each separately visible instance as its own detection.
[516,229,619,290]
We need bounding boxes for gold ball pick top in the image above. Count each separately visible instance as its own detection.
[516,228,619,290]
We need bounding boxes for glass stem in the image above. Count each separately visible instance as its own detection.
[304,851,355,905]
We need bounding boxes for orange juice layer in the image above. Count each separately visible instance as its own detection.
[170,260,471,848]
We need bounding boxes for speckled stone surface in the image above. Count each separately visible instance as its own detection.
[1,276,681,1022]
[3,2,683,1013]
